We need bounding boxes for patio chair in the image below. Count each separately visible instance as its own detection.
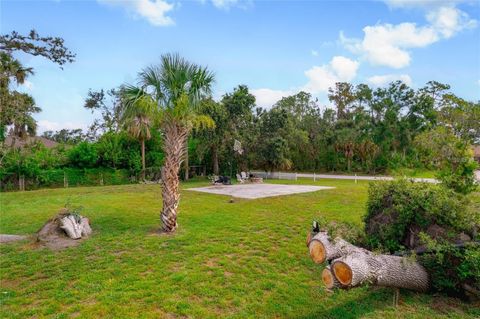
[210,175,219,184]
[241,171,248,180]
[236,174,245,184]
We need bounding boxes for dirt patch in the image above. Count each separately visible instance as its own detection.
[148,228,176,237]
[36,209,91,250]
[205,259,218,268]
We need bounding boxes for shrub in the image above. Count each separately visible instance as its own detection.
[364,179,479,297]
[314,217,365,246]
[68,142,98,168]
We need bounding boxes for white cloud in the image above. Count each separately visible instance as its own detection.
[341,3,477,68]
[303,56,359,93]
[252,56,359,107]
[251,88,294,108]
[384,0,466,9]
[426,5,477,38]
[367,74,412,87]
[98,0,175,26]
[341,23,438,69]
[211,0,237,9]
[37,120,87,134]
[311,50,319,56]
[210,0,252,10]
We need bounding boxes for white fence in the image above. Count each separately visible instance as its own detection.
[250,170,440,184]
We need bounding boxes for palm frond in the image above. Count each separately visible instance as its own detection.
[191,114,215,131]
[124,53,215,128]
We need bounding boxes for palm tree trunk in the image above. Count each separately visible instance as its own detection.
[161,122,189,232]
[141,138,146,181]
[184,138,189,181]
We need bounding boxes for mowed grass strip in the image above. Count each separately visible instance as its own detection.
[0,179,478,318]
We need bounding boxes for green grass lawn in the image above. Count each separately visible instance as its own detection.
[1,179,478,318]
[387,168,438,179]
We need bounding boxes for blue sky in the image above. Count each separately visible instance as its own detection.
[1,0,479,133]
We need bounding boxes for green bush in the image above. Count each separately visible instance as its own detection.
[365,179,479,297]
[365,179,471,251]
[1,168,133,191]
[68,142,98,168]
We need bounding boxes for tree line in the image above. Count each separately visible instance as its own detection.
[19,79,475,195]
[1,30,478,232]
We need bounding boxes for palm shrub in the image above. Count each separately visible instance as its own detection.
[122,53,214,232]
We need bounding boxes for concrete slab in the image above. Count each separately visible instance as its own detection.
[0,234,28,243]
[187,183,334,199]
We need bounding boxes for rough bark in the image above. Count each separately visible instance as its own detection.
[184,138,189,181]
[331,251,429,292]
[161,122,189,233]
[308,232,361,264]
[60,215,82,239]
[308,231,430,292]
[60,215,92,239]
[141,138,146,181]
[80,217,92,237]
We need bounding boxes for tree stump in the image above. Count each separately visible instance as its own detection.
[36,209,92,250]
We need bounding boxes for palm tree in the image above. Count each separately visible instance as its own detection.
[1,52,35,140]
[123,53,214,232]
[120,92,154,180]
[0,52,34,88]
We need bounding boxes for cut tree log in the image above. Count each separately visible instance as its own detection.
[331,251,429,292]
[306,232,312,247]
[308,232,363,264]
[307,230,430,292]
[322,266,341,290]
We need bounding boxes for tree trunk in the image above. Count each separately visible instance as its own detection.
[331,251,429,292]
[212,146,219,175]
[308,232,361,264]
[141,138,146,181]
[160,122,189,233]
[308,231,430,292]
[184,138,189,181]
